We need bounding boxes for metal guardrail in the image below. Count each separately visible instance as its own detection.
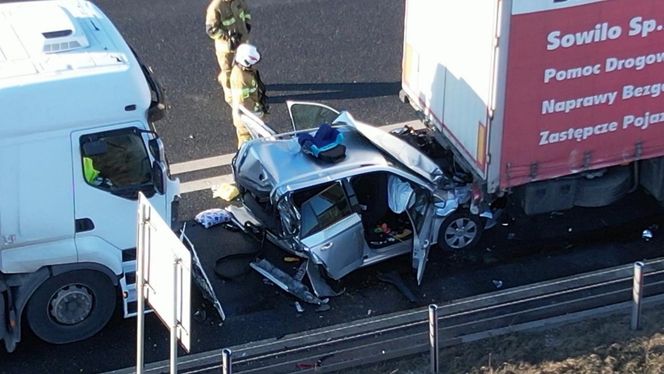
[108,257,664,374]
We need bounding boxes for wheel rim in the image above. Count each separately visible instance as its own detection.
[49,284,94,325]
[444,217,478,249]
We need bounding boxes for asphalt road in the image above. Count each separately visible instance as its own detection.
[2,189,663,373]
[91,0,416,218]
[1,0,415,371]
[2,1,664,373]
[95,0,415,164]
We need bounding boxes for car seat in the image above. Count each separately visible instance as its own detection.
[296,124,346,163]
[351,172,389,232]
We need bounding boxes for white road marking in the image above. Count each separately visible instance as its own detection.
[180,174,234,194]
[175,119,424,194]
[170,153,235,174]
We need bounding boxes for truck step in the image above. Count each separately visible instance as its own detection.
[121,278,152,317]
[120,260,152,317]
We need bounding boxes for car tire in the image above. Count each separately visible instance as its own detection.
[26,271,116,344]
[436,210,484,251]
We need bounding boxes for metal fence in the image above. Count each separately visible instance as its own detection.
[108,258,664,374]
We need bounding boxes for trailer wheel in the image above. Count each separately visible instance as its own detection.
[26,271,116,344]
[437,210,484,251]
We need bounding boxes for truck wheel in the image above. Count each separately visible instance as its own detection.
[26,271,116,344]
[437,210,484,251]
[398,89,410,104]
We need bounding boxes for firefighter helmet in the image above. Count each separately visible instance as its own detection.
[235,43,261,68]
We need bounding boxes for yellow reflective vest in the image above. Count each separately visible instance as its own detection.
[230,65,264,114]
[83,157,100,184]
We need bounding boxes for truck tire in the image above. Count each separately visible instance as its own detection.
[574,167,631,208]
[26,271,116,344]
[398,89,410,104]
[436,210,484,251]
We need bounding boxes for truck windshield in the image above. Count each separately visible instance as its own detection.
[129,46,164,123]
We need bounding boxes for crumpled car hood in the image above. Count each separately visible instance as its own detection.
[339,112,444,184]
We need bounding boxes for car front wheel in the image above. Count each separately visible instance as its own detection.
[437,210,484,251]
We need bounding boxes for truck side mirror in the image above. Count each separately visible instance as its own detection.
[82,140,108,156]
[148,137,165,163]
[152,160,167,195]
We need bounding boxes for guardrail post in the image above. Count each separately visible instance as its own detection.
[428,304,439,374]
[631,261,644,330]
[222,348,232,374]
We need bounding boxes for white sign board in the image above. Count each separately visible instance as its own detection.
[138,194,191,352]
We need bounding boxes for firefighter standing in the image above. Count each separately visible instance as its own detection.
[230,43,268,147]
[205,0,251,104]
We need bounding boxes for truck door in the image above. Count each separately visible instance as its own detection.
[286,101,340,131]
[297,181,364,280]
[71,126,167,255]
[408,186,436,285]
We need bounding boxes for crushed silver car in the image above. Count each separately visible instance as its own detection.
[230,102,491,301]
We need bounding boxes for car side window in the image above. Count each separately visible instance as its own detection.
[80,130,152,191]
[298,182,352,237]
[289,103,339,131]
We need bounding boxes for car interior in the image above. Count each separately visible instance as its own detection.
[245,170,416,252]
[348,172,414,249]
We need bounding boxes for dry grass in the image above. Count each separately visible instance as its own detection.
[343,304,664,374]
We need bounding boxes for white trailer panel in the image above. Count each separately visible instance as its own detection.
[403,0,500,179]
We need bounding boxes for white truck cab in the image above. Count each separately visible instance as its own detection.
[0,0,179,351]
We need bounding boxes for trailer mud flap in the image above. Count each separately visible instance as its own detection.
[0,288,6,350]
[250,259,325,305]
[180,225,226,321]
[0,288,18,352]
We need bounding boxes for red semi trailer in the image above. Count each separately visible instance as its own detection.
[401,0,664,220]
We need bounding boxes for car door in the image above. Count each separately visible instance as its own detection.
[407,186,436,285]
[286,101,340,131]
[296,181,365,280]
[237,106,277,139]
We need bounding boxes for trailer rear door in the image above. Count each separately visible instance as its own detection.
[402,0,501,181]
